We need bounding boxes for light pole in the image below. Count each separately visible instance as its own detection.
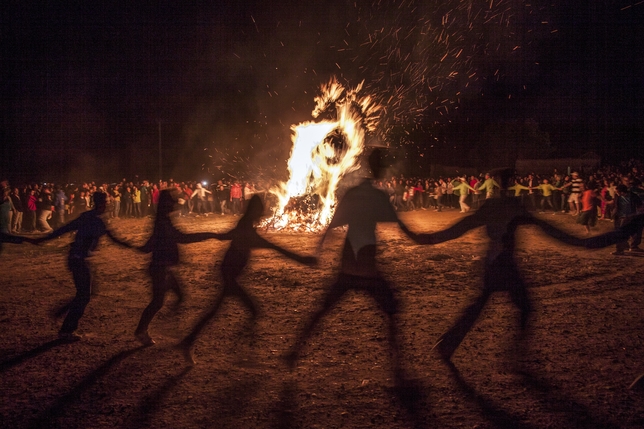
[158,120,162,181]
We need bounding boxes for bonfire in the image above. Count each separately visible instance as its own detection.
[262,77,382,232]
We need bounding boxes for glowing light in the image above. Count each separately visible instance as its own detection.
[263,77,381,232]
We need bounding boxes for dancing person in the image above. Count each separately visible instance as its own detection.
[134,190,222,346]
[284,148,418,382]
[53,185,68,228]
[26,188,37,232]
[534,178,560,213]
[477,173,500,200]
[177,194,316,365]
[612,184,644,255]
[566,172,583,215]
[434,179,446,211]
[406,168,636,364]
[215,180,228,215]
[230,181,242,215]
[37,187,54,233]
[525,174,539,211]
[453,177,476,213]
[507,178,531,197]
[35,192,133,341]
[577,182,599,234]
[190,183,211,216]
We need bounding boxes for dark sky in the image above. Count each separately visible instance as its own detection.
[2,0,643,183]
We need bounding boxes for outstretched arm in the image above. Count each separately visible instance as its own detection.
[177,231,230,244]
[409,215,481,245]
[105,229,134,249]
[35,218,81,243]
[258,236,317,266]
[521,215,643,249]
[397,219,420,243]
[523,217,588,247]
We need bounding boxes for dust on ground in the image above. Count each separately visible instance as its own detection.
[2,210,644,429]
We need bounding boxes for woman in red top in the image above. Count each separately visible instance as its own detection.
[151,184,160,214]
[27,189,37,232]
[578,182,598,234]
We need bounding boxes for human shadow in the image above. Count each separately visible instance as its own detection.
[269,380,298,429]
[285,148,418,383]
[27,346,145,429]
[389,375,435,429]
[0,339,68,372]
[270,377,432,429]
[177,194,315,365]
[443,360,537,429]
[122,366,193,429]
[205,374,266,426]
[408,169,638,363]
[517,368,622,429]
[134,189,222,346]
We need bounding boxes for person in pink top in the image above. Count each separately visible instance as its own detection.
[151,184,160,213]
[26,189,38,232]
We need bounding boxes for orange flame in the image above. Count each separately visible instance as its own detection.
[264,77,381,232]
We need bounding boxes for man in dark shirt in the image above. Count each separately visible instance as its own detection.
[612,184,643,255]
[36,192,132,341]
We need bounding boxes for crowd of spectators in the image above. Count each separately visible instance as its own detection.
[1,158,643,237]
[375,159,643,218]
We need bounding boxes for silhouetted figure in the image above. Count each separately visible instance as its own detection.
[35,192,132,341]
[408,169,639,363]
[0,232,35,253]
[178,194,315,364]
[285,148,417,381]
[134,190,222,346]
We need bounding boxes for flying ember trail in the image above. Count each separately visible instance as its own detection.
[263,77,381,232]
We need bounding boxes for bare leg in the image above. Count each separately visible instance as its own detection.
[59,258,91,339]
[226,275,259,318]
[178,290,226,364]
[135,266,168,345]
[166,270,184,310]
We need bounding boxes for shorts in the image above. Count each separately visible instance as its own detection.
[568,193,580,203]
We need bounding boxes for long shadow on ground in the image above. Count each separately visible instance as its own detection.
[444,360,537,429]
[0,339,68,372]
[27,346,145,429]
[390,375,436,429]
[123,366,193,429]
[517,368,622,429]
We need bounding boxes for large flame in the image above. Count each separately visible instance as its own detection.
[264,78,381,232]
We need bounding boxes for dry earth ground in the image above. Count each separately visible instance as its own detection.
[1,209,644,428]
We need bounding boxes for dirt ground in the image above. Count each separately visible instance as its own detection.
[2,209,644,429]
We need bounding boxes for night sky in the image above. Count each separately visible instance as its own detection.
[2,0,643,183]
